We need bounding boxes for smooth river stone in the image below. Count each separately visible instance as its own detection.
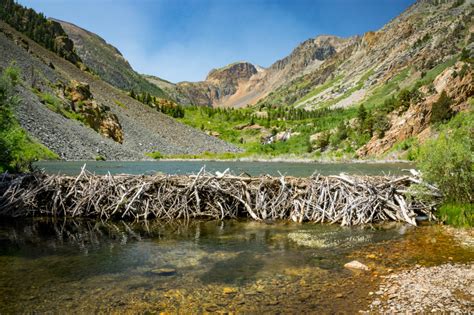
[344,260,369,271]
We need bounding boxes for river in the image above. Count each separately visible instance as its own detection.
[34,160,414,176]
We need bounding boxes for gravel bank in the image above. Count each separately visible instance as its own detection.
[368,263,474,313]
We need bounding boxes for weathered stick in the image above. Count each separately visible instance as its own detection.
[0,168,440,226]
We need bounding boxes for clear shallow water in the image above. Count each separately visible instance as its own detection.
[0,219,472,313]
[34,160,414,177]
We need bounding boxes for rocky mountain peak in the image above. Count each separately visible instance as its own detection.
[206,62,258,84]
[270,35,346,72]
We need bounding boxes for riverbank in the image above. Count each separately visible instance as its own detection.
[158,156,413,164]
[362,225,474,313]
[367,263,474,313]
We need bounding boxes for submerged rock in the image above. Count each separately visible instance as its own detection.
[344,260,369,271]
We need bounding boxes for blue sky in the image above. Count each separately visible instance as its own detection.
[18,0,415,83]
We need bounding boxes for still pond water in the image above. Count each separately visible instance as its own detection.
[34,160,414,177]
[0,219,472,313]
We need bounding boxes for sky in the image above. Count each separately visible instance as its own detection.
[18,0,415,83]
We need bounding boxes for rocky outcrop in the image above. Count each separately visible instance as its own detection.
[358,62,473,157]
[207,62,258,85]
[63,80,124,143]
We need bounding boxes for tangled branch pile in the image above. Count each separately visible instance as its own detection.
[0,168,441,226]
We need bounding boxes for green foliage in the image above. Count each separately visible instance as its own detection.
[295,75,342,106]
[37,91,85,123]
[0,0,81,64]
[437,203,473,227]
[373,111,390,138]
[389,137,420,160]
[0,66,58,172]
[113,99,127,109]
[419,57,457,86]
[146,151,164,160]
[450,0,465,9]
[361,67,411,109]
[95,155,106,161]
[130,91,185,118]
[332,121,349,144]
[418,110,473,204]
[430,91,452,124]
[460,48,473,64]
[314,131,331,150]
[357,104,367,122]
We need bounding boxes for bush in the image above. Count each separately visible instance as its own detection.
[430,91,452,123]
[437,203,473,227]
[418,111,473,204]
[147,151,164,160]
[373,112,390,138]
[0,65,57,172]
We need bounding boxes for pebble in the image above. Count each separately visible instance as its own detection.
[367,263,474,313]
[223,287,238,295]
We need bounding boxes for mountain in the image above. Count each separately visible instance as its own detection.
[0,9,240,160]
[0,0,471,162]
[254,0,473,156]
[143,37,347,107]
[57,19,168,98]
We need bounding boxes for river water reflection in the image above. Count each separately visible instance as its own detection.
[0,218,472,313]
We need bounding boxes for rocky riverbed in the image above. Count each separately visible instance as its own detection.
[367,263,474,313]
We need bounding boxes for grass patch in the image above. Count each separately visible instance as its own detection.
[295,75,342,107]
[361,67,411,109]
[419,56,458,86]
[146,151,164,159]
[114,99,127,109]
[389,137,420,161]
[36,91,86,123]
[437,203,473,227]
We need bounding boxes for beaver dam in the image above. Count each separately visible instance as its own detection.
[0,167,441,226]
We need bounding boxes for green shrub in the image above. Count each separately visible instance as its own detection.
[0,65,58,172]
[430,91,452,123]
[95,155,106,161]
[147,151,164,160]
[437,203,473,227]
[418,111,473,204]
[373,112,390,138]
